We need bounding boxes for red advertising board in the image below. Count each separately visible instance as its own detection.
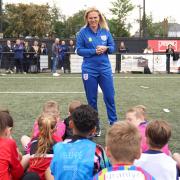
[148,40,180,52]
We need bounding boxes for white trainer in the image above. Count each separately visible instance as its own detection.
[53,73,60,77]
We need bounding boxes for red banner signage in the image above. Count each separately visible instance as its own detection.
[148,40,180,52]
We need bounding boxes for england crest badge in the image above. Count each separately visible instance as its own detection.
[83,74,88,80]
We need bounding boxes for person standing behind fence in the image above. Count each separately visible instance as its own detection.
[14,39,24,73]
[40,43,48,55]
[116,41,129,73]
[3,40,14,74]
[165,44,175,74]
[67,40,75,73]
[52,38,60,77]
[76,7,117,135]
[31,41,41,73]
[59,40,68,73]
[23,41,32,73]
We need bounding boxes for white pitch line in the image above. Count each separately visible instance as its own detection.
[0,76,179,79]
[0,91,85,94]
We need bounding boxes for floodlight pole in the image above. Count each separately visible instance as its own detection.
[0,0,2,33]
[142,0,147,37]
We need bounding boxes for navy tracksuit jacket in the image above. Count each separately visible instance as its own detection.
[76,26,117,124]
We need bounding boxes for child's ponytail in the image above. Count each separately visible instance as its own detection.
[36,113,57,156]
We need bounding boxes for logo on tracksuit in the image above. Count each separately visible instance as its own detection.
[83,74,88,80]
[101,35,107,41]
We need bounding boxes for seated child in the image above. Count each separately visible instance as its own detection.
[135,120,178,180]
[21,100,65,153]
[126,106,170,155]
[46,105,110,180]
[26,113,62,180]
[94,121,155,180]
[0,111,29,180]
[63,100,82,140]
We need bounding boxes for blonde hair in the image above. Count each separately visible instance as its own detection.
[69,100,82,114]
[36,113,57,156]
[43,100,60,118]
[84,7,109,30]
[106,121,141,163]
[146,120,171,149]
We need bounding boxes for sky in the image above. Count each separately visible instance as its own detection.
[3,0,180,34]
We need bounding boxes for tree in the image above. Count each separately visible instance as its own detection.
[141,14,164,37]
[3,3,52,38]
[109,0,134,37]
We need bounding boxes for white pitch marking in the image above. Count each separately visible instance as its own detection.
[0,91,85,94]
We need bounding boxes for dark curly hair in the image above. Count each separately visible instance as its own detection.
[71,105,98,134]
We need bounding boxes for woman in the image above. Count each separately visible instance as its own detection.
[31,41,41,72]
[76,7,117,136]
[165,44,175,74]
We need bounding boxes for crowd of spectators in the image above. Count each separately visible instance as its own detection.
[0,39,75,75]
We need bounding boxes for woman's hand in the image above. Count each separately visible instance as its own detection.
[96,45,108,55]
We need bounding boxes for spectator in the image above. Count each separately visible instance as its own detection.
[40,43,48,55]
[66,40,75,73]
[144,45,153,53]
[46,105,110,180]
[59,40,68,73]
[3,40,14,74]
[14,39,24,73]
[31,41,41,73]
[118,41,129,53]
[165,44,175,74]
[68,40,75,52]
[23,41,32,73]
[116,41,128,73]
[52,38,60,76]
[125,106,170,155]
[94,121,155,179]
[135,120,177,180]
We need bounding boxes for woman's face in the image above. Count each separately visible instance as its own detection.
[87,11,100,29]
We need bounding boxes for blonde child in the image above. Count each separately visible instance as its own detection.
[126,106,170,155]
[26,113,62,180]
[21,100,65,153]
[94,121,155,179]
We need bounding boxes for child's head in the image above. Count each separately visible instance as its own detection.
[0,111,13,137]
[0,108,13,128]
[146,120,171,149]
[36,113,57,155]
[134,105,147,120]
[43,100,60,118]
[68,100,82,115]
[125,106,146,127]
[106,121,141,164]
[70,105,98,137]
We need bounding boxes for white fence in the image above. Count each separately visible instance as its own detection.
[70,54,116,73]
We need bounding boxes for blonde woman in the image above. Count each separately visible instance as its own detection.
[76,7,117,136]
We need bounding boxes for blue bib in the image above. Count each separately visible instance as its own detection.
[51,139,96,180]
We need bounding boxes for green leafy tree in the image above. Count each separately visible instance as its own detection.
[109,0,134,37]
[3,3,52,38]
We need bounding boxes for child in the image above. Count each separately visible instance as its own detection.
[94,121,155,179]
[46,105,110,180]
[126,106,170,155]
[26,113,62,180]
[63,100,82,140]
[21,100,65,153]
[0,111,29,180]
[135,120,177,180]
